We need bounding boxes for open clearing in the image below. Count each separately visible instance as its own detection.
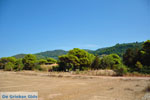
[0,71,150,100]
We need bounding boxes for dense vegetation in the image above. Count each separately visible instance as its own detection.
[123,40,150,74]
[0,40,149,76]
[95,42,143,56]
[13,42,143,59]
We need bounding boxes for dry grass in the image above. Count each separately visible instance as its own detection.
[0,71,149,100]
[40,64,58,71]
[73,70,116,76]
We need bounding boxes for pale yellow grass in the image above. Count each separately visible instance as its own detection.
[0,71,150,100]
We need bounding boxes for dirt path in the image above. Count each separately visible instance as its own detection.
[0,71,150,100]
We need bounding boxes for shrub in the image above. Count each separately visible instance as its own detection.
[33,65,42,71]
[52,65,59,71]
[4,62,14,71]
[15,59,24,71]
[115,64,128,76]
[140,66,150,74]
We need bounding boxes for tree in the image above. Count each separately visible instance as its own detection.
[58,48,95,71]
[140,40,150,66]
[123,48,137,67]
[22,54,37,70]
[58,54,79,71]
[135,61,143,71]
[47,58,57,64]
[115,64,127,76]
[39,59,47,65]
[15,59,24,71]
[100,55,115,69]
[100,54,121,69]
[0,57,16,69]
[4,62,14,71]
[91,55,100,70]
[109,54,121,65]
[68,48,95,70]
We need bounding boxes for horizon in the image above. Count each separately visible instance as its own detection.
[0,0,150,57]
[9,40,145,57]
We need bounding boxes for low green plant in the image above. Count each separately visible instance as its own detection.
[33,65,42,71]
[115,64,128,76]
[4,62,14,71]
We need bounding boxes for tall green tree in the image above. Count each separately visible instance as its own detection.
[39,59,47,65]
[58,55,79,71]
[91,55,100,70]
[15,59,24,71]
[100,54,121,69]
[47,58,57,64]
[58,48,95,71]
[123,48,137,67]
[0,57,16,69]
[140,40,150,66]
[4,62,15,71]
[22,54,37,70]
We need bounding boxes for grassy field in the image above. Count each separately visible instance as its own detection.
[0,71,150,100]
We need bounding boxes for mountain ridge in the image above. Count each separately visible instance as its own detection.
[13,42,143,59]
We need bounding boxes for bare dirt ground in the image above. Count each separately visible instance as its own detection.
[0,71,150,100]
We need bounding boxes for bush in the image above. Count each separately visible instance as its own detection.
[33,65,42,71]
[115,64,128,76]
[15,59,24,71]
[4,62,14,71]
[52,65,59,71]
[140,66,150,74]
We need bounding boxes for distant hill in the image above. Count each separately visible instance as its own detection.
[94,42,143,56]
[35,50,68,59]
[13,54,26,59]
[13,42,143,59]
[13,50,68,59]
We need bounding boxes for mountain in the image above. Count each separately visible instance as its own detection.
[94,42,143,56]
[13,42,143,59]
[35,50,68,59]
[13,54,26,59]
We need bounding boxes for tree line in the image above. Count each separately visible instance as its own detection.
[0,40,150,75]
[0,55,57,71]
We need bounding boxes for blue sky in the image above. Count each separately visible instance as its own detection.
[0,0,150,57]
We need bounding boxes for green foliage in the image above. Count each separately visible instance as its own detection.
[13,42,143,60]
[33,65,42,71]
[58,54,79,71]
[123,40,150,74]
[58,48,95,71]
[140,66,150,74]
[135,61,143,70]
[22,54,37,70]
[39,59,47,65]
[95,42,143,57]
[0,57,7,69]
[14,59,24,71]
[4,62,14,71]
[100,54,121,69]
[13,54,26,59]
[36,50,68,59]
[140,40,150,66]
[47,58,57,64]
[0,57,16,69]
[52,65,59,71]
[91,56,100,70]
[115,64,128,76]
[100,55,114,69]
